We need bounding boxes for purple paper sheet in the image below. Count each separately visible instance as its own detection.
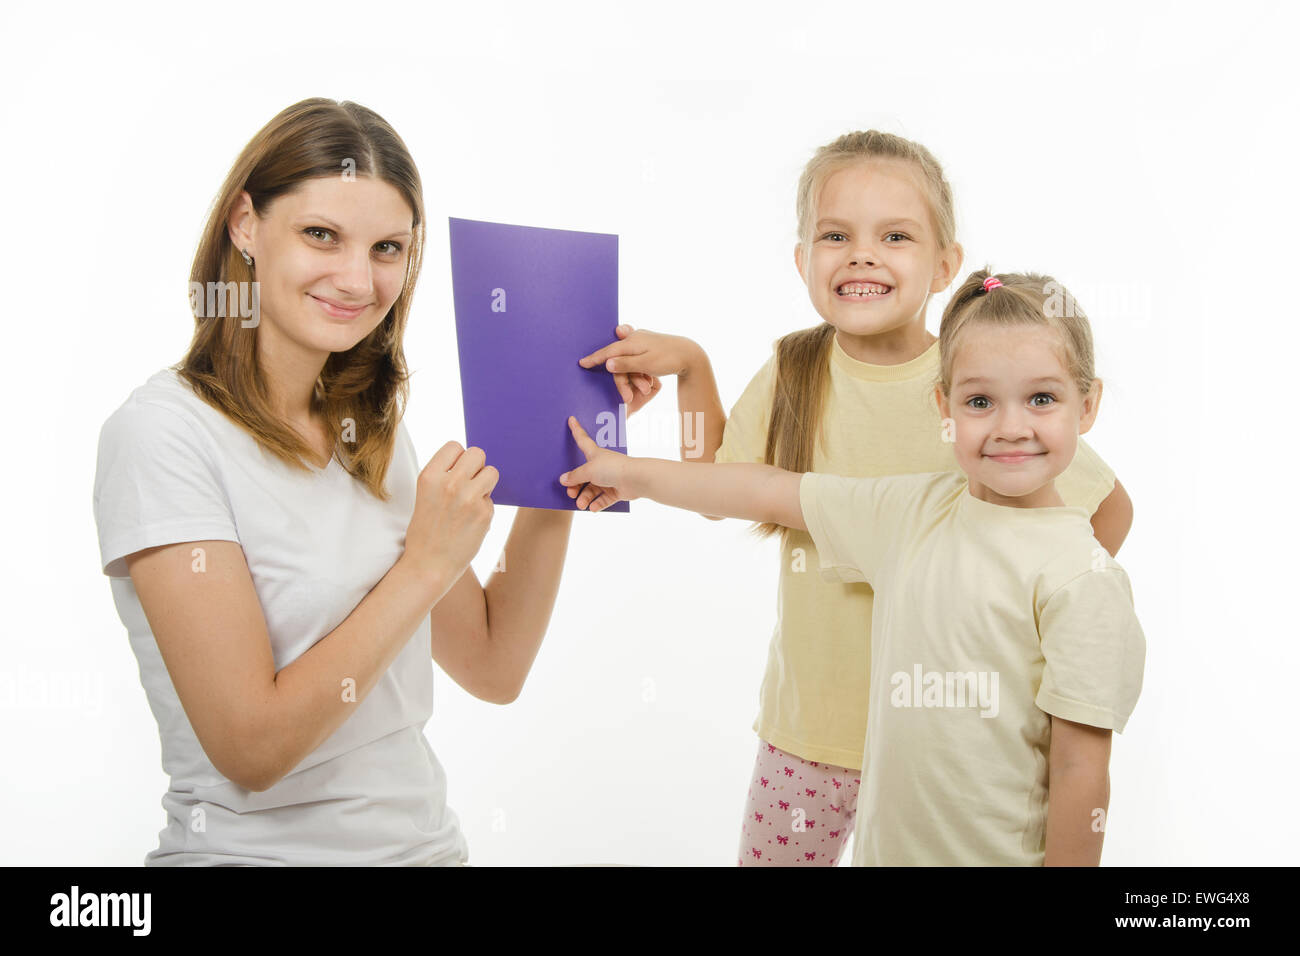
[448,217,630,512]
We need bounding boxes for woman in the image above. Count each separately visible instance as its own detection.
[92,98,654,865]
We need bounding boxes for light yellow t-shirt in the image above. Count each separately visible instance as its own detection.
[715,334,1118,768]
[799,469,1146,865]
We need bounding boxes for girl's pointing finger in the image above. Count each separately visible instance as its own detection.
[566,415,596,451]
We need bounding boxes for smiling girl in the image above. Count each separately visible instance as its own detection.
[562,269,1146,866]
[574,131,1134,865]
[93,98,577,865]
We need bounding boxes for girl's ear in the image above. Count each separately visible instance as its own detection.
[1078,378,1103,435]
[933,385,949,419]
[930,241,965,293]
[793,242,806,283]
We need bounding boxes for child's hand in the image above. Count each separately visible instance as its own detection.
[570,324,664,507]
[579,324,684,416]
[559,416,637,511]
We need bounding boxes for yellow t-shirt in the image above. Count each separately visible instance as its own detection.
[799,469,1146,865]
[714,333,1118,768]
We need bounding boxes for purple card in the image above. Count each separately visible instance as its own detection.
[448,217,629,512]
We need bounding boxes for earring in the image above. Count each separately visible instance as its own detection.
[241,248,254,266]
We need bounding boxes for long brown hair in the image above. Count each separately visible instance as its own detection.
[753,130,958,540]
[177,97,425,500]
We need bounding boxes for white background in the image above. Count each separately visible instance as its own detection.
[2,0,1296,866]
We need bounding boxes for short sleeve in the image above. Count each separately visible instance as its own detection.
[798,471,917,585]
[713,346,778,465]
[1035,568,1146,733]
[93,400,240,578]
[1056,437,1117,516]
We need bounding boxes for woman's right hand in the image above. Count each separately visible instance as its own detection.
[404,441,499,586]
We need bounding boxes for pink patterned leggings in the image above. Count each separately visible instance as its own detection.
[737,738,861,866]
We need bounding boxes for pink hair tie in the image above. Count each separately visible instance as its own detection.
[983,276,1003,291]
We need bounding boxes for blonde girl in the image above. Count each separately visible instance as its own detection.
[561,268,1145,866]
[573,132,1133,865]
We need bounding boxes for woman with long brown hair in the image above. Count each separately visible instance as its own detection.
[91,98,613,865]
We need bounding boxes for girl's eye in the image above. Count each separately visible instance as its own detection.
[966,396,991,410]
[885,232,910,242]
[375,241,403,255]
[305,227,334,242]
[1030,393,1056,407]
[820,232,847,242]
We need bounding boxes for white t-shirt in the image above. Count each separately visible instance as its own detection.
[799,469,1146,866]
[93,366,468,866]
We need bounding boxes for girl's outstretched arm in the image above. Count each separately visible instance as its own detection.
[577,328,726,464]
[674,341,727,463]
[559,416,806,531]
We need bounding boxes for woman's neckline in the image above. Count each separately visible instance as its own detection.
[163,366,338,474]
[288,415,336,473]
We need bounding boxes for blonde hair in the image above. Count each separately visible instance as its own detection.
[177,97,425,501]
[935,268,1096,403]
[754,131,958,541]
